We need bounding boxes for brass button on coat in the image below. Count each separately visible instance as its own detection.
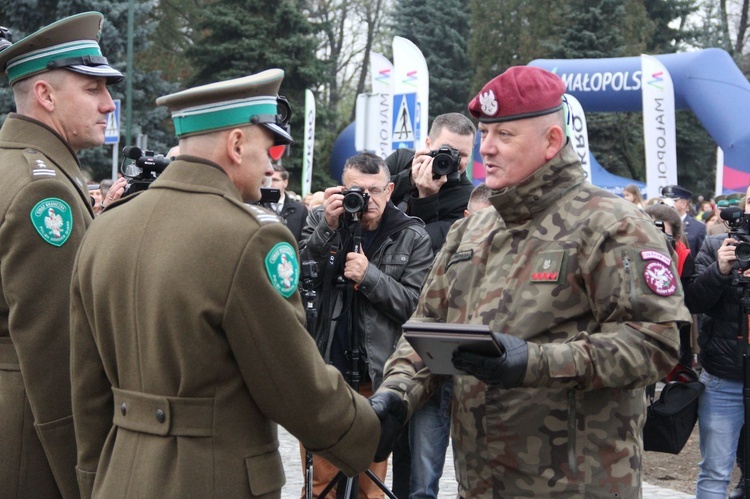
[155,408,166,423]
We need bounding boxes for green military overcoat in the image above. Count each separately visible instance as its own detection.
[70,156,380,498]
[0,114,94,498]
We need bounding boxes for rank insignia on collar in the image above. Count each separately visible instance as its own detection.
[531,251,565,283]
[264,242,299,298]
[30,198,73,247]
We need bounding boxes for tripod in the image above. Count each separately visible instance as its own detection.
[304,215,397,499]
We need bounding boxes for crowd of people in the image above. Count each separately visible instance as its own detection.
[1,10,748,499]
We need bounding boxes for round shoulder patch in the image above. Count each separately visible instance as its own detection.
[643,260,677,296]
[264,242,299,298]
[30,198,73,247]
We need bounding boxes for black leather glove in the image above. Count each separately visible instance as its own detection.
[452,332,528,388]
[368,391,407,462]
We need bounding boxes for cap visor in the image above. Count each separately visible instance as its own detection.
[264,123,293,145]
[68,64,124,84]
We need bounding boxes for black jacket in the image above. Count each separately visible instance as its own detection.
[684,233,743,379]
[386,148,474,253]
[298,202,433,388]
[279,197,308,242]
[683,213,706,257]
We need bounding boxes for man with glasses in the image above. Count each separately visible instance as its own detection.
[299,153,433,497]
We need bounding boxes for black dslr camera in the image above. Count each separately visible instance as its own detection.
[721,207,750,269]
[428,145,461,182]
[342,187,370,218]
[121,146,171,196]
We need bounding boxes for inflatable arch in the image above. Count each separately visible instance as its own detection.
[529,49,750,192]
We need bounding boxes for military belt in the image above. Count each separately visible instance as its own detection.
[0,337,19,369]
[112,387,214,437]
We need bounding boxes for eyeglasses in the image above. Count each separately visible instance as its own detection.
[345,184,389,196]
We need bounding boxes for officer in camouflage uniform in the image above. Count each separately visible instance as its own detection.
[0,13,122,498]
[370,66,691,497]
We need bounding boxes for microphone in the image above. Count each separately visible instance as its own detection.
[122,146,142,159]
[721,206,743,223]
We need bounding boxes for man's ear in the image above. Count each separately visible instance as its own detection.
[33,80,55,112]
[226,129,245,165]
[544,125,565,161]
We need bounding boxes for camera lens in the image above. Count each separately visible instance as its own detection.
[432,154,453,177]
[737,242,750,265]
[343,190,366,213]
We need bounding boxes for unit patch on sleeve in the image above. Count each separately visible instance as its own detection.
[264,242,299,298]
[641,250,677,296]
[30,198,73,247]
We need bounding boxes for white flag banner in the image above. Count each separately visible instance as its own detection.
[641,54,677,199]
[392,36,429,149]
[564,94,591,181]
[370,53,395,158]
[301,89,315,197]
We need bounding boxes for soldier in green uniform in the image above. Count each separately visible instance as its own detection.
[70,69,380,498]
[0,12,122,498]
[370,66,692,497]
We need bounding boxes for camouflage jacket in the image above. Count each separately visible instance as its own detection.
[380,142,690,498]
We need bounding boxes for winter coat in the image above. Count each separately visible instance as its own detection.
[380,142,690,497]
[685,233,744,380]
[0,114,93,499]
[70,157,380,498]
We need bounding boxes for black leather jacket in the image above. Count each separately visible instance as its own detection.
[684,233,744,379]
[299,202,433,388]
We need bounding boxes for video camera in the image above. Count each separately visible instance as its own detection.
[0,26,13,52]
[428,145,461,182]
[121,146,171,196]
[721,207,750,269]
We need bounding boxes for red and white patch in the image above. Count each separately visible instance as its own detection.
[643,261,677,296]
[640,250,671,266]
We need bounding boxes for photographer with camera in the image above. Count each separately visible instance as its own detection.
[299,153,433,498]
[685,196,750,498]
[386,113,476,254]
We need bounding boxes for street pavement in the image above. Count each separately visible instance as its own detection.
[278,426,695,498]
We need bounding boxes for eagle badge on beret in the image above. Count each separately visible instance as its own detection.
[479,89,498,116]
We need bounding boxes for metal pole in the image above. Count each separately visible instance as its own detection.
[125,0,134,146]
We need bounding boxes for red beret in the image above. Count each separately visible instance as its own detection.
[468,66,566,123]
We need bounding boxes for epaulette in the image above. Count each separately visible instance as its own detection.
[23,148,60,181]
[245,204,282,225]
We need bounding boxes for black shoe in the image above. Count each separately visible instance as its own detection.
[730,480,745,499]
